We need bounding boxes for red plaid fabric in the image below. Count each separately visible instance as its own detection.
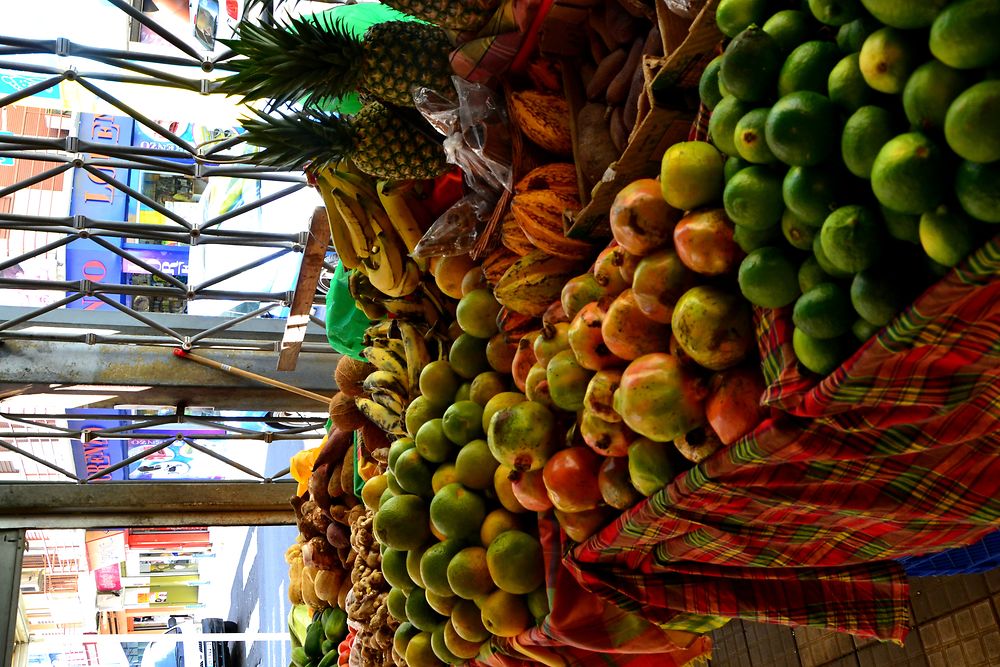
[477,514,712,666]
[564,235,1000,643]
[450,0,554,84]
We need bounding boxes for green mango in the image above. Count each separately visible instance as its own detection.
[322,606,348,643]
[303,620,325,659]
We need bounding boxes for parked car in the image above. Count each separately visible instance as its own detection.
[140,617,239,667]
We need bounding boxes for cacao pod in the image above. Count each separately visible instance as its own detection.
[494,250,586,317]
[512,190,594,260]
[510,90,573,156]
[481,245,521,285]
[515,162,580,197]
[501,212,536,256]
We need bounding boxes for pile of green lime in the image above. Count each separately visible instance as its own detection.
[708,0,998,375]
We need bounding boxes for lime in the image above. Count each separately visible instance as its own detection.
[420,539,466,598]
[782,208,817,250]
[405,631,442,667]
[374,494,431,550]
[859,27,918,94]
[852,318,881,342]
[828,53,871,111]
[406,395,446,438]
[836,16,879,54]
[394,447,434,497]
[388,437,416,471]
[526,586,551,622]
[454,438,499,491]
[723,165,785,230]
[449,333,491,380]
[415,418,454,463]
[904,60,972,132]
[442,619,482,661]
[860,0,950,29]
[469,371,507,407]
[382,547,417,593]
[955,159,1000,223]
[446,546,495,601]
[430,625,461,665]
[738,247,801,308]
[486,530,545,595]
[881,206,921,243]
[778,40,842,97]
[394,623,420,658]
[387,587,409,622]
[405,588,446,633]
[871,132,946,215]
[419,360,462,408]
[699,55,724,111]
[720,27,783,103]
[793,327,851,375]
[819,205,882,274]
[930,0,1000,70]
[812,233,853,279]
[793,283,855,339]
[798,255,832,293]
[450,599,490,643]
[841,106,897,180]
[456,289,501,339]
[659,140,725,210]
[479,590,532,638]
[763,9,814,53]
[442,400,485,445]
[454,382,471,403]
[431,463,459,494]
[725,155,751,182]
[734,108,776,164]
[709,96,752,157]
[783,165,840,226]
[765,91,839,166]
[733,222,782,252]
[407,543,429,589]
[850,269,908,327]
[385,470,405,496]
[945,81,1000,164]
[429,483,487,541]
[808,0,862,26]
[716,0,769,38]
[919,205,979,267]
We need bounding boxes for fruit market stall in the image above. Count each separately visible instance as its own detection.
[218,0,1000,664]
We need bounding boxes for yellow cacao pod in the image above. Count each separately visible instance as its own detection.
[515,162,580,197]
[511,190,594,260]
[501,212,536,256]
[481,246,522,286]
[510,90,573,156]
[494,250,586,317]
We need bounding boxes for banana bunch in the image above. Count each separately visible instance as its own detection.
[313,164,427,298]
[356,319,444,439]
[348,269,453,331]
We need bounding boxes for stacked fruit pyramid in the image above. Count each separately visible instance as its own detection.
[703,0,1000,374]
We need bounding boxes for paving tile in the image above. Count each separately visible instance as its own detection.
[919,623,940,650]
[982,629,1000,663]
[925,648,947,667]
[935,615,957,644]
[984,568,1000,593]
[962,636,986,665]
[972,600,995,630]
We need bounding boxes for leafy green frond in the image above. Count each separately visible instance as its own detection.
[238,107,355,172]
[217,13,365,109]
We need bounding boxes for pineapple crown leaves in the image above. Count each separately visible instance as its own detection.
[237,106,355,173]
[217,13,366,110]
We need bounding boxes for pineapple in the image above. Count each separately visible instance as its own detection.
[380,0,499,31]
[238,104,449,181]
[218,14,453,109]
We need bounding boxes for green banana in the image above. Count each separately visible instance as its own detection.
[303,620,325,659]
[322,606,348,642]
[291,646,310,667]
[316,650,339,667]
[356,397,403,434]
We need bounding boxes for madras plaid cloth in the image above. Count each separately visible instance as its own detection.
[564,234,1000,643]
[450,0,553,83]
[475,513,712,667]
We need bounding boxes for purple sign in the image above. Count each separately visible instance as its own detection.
[122,248,189,276]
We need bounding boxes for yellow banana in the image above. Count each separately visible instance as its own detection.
[377,180,428,271]
[387,260,422,299]
[365,320,394,340]
[355,397,403,435]
[372,335,407,362]
[369,388,407,415]
[362,200,409,297]
[363,369,408,398]
[362,345,408,388]
[379,293,439,324]
[397,320,431,395]
[334,189,377,259]
[314,181,361,270]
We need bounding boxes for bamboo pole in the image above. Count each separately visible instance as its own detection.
[172,348,333,406]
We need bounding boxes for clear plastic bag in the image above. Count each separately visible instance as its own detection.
[664,0,708,18]
[411,76,513,258]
